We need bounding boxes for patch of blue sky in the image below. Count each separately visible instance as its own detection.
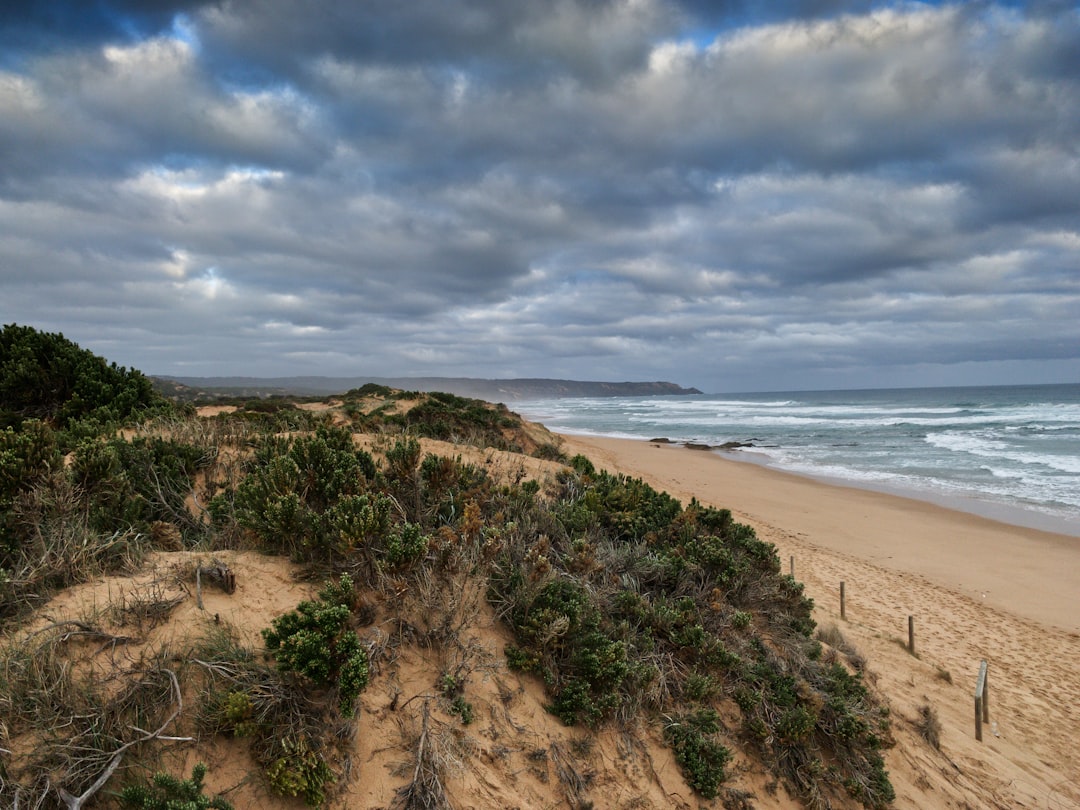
[170,13,200,54]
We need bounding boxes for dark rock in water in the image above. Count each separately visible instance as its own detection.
[718,440,756,450]
[649,437,673,443]
[683,442,713,450]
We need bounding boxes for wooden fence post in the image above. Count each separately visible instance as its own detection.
[840,581,846,620]
[908,615,915,655]
[790,555,795,578]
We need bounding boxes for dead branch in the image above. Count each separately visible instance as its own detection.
[26,620,138,647]
[392,700,451,810]
[53,669,184,810]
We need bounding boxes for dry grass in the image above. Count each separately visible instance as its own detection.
[0,621,183,808]
[915,704,942,750]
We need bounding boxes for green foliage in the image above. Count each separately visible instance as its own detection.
[345,383,393,397]
[227,427,381,564]
[532,441,568,462]
[393,392,518,447]
[216,689,259,738]
[118,762,233,810]
[488,459,889,807]
[70,436,205,538]
[191,624,351,810]
[266,736,336,807]
[0,420,61,555]
[504,644,540,672]
[505,579,630,726]
[440,674,475,725]
[386,521,428,567]
[557,465,682,543]
[664,709,731,799]
[263,575,370,717]
[0,323,165,438]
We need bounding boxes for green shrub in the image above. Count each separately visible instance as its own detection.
[228,428,379,564]
[216,689,258,738]
[0,419,61,556]
[386,522,428,568]
[266,735,335,807]
[263,575,370,717]
[0,323,165,437]
[664,709,731,799]
[440,675,476,725]
[70,436,205,539]
[118,762,233,810]
[506,579,629,726]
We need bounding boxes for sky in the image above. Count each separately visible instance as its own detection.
[1,0,1078,394]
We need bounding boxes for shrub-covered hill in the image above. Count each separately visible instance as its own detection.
[1,324,164,435]
[0,340,895,809]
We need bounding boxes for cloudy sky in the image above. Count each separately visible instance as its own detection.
[1,1,1078,393]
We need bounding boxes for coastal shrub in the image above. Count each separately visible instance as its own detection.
[0,419,61,557]
[396,391,519,447]
[0,470,146,622]
[664,709,731,799]
[262,575,370,717]
[266,735,336,807]
[419,452,492,527]
[344,383,393,398]
[488,457,890,807]
[119,763,233,810]
[532,441,567,462]
[226,427,379,564]
[440,674,476,725]
[502,578,630,726]
[561,468,682,543]
[0,323,164,437]
[192,622,350,810]
[71,436,206,540]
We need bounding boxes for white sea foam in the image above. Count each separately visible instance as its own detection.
[516,384,1080,534]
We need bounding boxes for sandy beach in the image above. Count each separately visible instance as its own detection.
[561,434,1080,808]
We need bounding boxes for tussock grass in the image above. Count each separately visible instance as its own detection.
[916,704,942,750]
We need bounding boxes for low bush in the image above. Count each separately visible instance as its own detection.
[664,709,731,799]
[119,763,233,810]
[263,575,370,717]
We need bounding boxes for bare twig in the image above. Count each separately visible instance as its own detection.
[53,669,184,810]
[392,701,451,810]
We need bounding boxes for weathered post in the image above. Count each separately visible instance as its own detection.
[790,555,795,578]
[908,615,915,655]
[840,581,846,620]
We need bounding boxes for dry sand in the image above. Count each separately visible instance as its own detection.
[561,434,1080,809]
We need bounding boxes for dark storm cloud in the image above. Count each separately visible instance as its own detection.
[1,0,1078,390]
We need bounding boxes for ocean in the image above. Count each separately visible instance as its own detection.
[514,383,1080,538]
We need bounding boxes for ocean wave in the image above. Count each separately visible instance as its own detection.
[518,386,1080,531]
[924,432,1080,474]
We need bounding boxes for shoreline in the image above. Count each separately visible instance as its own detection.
[726,442,1080,539]
[549,426,1080,539]
[558,433,1080,635]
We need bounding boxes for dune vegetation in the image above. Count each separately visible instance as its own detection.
[0,324,894,809]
